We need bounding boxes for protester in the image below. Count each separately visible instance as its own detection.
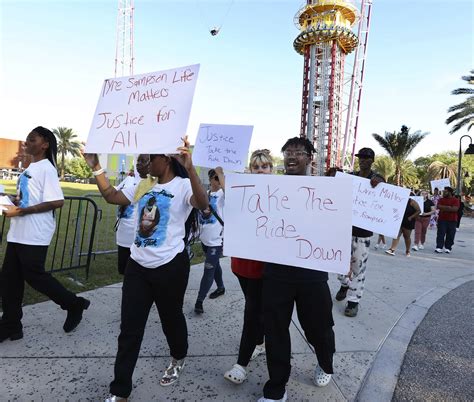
[224,149,273,385]
[385,196,421,257]
[0,126,90,343]
[435,186,460,254]
[115,155,150,275]
[335,148,384,318]
[412,190,435,250]
[258,138,335,402]
[456,195,465,231]
[429,188,441,228]
[83,138,208,402]
[194,167,225,314]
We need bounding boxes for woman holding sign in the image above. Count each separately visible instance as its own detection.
[0,127,90,343]
[83,137,208,402]
[224,149,273,385]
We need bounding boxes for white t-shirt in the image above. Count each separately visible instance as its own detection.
[8,159,64,246]
[122,176,193,268]
[115,175,141,248]
[199,188,224,247]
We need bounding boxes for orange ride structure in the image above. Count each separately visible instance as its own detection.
[294,0,373,175]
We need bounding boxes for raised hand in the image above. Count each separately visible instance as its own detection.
[173,136,193,171]
[82,153,100,170]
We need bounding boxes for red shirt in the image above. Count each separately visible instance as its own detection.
[437,197,460,222]
[231,257,265,279]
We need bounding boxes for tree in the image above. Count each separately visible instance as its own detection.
[53,127,82,179]
[446,70,474,134]
[372,125,428,186]
[65,157,93,179]
[372,156,395,183]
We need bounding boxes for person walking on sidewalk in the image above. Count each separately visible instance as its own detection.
[0,126,90,343]
[335,148,384,318]
[115,155,150,275]
[224,149,273,385]
[412,190,435,251]
[435,186,460,254]
[194,167,225,314]
[258,138,336,402]
[385,196,420,257]
[84,138,208,402]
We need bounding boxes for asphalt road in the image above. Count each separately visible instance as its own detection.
[392,280,474,402]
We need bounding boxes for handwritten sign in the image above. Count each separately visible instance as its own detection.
[85,64,200,154]
[192,124,253,171]
[430,178,450,193]
[410,196,423,213]
[336,172,411,238]
[224,174,353,274]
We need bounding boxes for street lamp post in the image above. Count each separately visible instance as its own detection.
[456,134,474,195]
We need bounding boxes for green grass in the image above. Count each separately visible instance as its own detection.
[0,180,206,307]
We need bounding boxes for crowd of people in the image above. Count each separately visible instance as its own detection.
[0,127,469,402]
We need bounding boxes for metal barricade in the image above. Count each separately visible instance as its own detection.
[0,196,98,279]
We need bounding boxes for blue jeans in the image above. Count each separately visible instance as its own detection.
[197,244,224,302]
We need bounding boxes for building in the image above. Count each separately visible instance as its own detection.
[0,138,30,178]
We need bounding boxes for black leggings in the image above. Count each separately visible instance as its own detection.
[235,274,264,367]
[110,251,190,398]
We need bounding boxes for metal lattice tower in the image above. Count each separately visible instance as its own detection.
[341,0,373,170]
[294,0,371,175]
[115,0,135,77]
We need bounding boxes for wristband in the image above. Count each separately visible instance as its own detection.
[92,168,106,176]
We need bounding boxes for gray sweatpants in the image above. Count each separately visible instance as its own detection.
[337,236,371,303]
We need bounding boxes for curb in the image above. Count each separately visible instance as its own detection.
[355,273,474,402]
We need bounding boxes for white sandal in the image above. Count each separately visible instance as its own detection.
[160,358,185,387]
[251,343,266,360]
[224,364,247,384]
[314,365,332,387]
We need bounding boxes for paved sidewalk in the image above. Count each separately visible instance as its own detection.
[1,219,472,401]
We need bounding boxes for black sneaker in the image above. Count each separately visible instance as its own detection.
[0,324,23,343]
[335,286,349,301]
[63,297,90,333]
[209,288,225,299]
[344,302,359,317]
[194,301,204,314]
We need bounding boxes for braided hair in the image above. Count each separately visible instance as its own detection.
[32,126,58,168]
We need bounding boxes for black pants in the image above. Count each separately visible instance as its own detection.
[1,242,78,330]
[110,251,190,398]
[235,274,264,367]
[262,277,335,400]
[436,220,457,250]
[117,245,131,275]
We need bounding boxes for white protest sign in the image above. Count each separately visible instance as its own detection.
[192,124,253,172]
[336,172,411,238]
[224,174,353,275]
[430,178,450,193]
[410,196,423,213]
[85,64,200,154]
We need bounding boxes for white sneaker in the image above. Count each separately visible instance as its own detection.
[314,366,332,387]
[374,244,379,249]
[381,244,387,249]
[445,249,451,254]
[418,244,424,250]
[435,248,443,253]
[224,363,247,384]
[257,391,287,402]
[412,245,419,251]
[251,343,265,360]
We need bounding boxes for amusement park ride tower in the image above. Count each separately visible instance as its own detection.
[294,0,372,175]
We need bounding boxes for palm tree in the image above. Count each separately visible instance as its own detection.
[446,70,474,134]
[372,156,395,183]
[372,125,428,186]
[53,127,82,179]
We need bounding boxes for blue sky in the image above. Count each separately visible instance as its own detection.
[0,0,472,161]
